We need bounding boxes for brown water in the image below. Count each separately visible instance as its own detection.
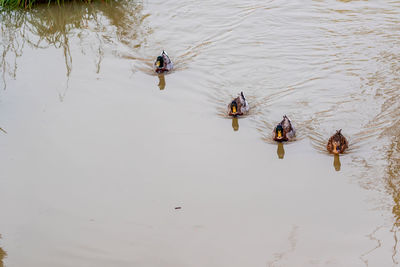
[1,0,400,266]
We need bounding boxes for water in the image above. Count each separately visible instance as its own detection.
[1,0,400,266]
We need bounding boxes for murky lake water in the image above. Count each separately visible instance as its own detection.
[1,0,400,266]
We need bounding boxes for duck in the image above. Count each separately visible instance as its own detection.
[228,92,249,117]
[327,129,348,154]
[273,115,295,142]
[154,50,173,73]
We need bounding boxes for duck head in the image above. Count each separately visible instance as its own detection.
[230,100,238,115]
[274,124,286,141]
[155,56,164,70]
[331,129,344,154]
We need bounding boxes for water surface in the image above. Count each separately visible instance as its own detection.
[1,0,400,266]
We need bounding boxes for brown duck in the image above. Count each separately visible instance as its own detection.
[154,50,173,74]
[273,115,295,142]
[228,92,249,117]
[327,129,348,154]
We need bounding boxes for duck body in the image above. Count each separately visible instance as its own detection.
[273,115,295,142]
[154,50,173,73]
[327,129,348,154]
[228,92,249,117]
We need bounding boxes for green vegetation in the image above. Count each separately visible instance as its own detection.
[0,0,98,10]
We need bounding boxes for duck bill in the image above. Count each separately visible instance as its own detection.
[232,106,237,113]
[332,144,339,154]
[275,131,284,141]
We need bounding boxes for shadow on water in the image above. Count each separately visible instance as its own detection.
[0,0,148,94]
[0,234,6,267]
[157,73,165,90]
[231,117,239,131]
[277,142,285,159]
[333,154,341,171]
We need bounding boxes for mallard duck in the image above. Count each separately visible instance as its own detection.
[327,129,348,154]
[228,92,249,116]
[273,115,295,142]
[154,50,173,73]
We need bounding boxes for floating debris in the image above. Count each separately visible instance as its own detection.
[0,127,7,134]
[174,207,182,210]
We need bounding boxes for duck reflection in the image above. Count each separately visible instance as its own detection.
[0,235,6,267]
[277,142,285,159]
[158,74,166,90]
[333,154,341,171]
[232,117,239,131]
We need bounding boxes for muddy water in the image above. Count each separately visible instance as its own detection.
[1,0,400,266]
